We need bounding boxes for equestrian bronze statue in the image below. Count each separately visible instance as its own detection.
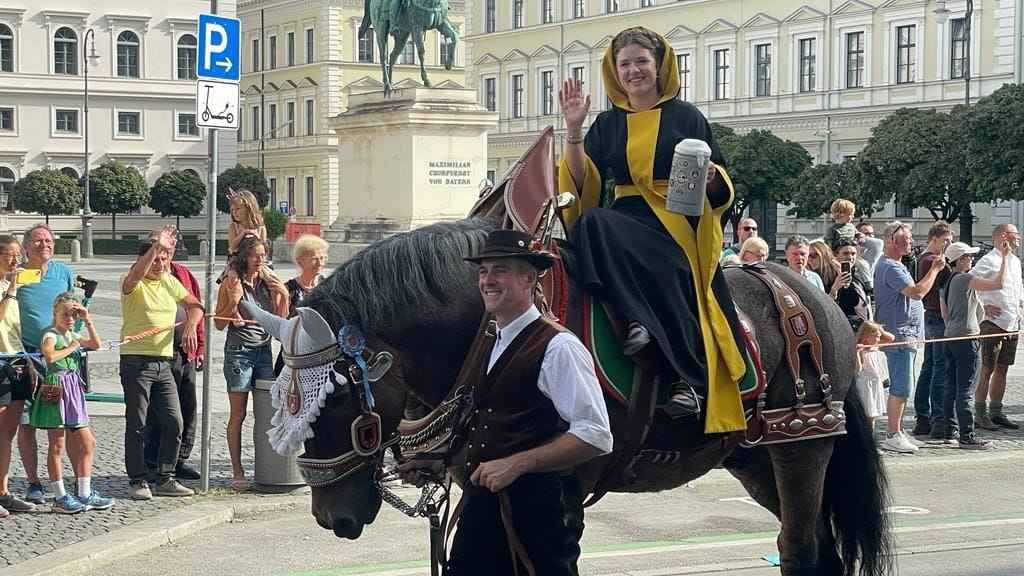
[359,0,458,96]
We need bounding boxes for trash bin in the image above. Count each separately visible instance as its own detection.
[252,379,307,493]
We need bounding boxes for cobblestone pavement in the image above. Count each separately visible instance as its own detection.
[0,413,262,567]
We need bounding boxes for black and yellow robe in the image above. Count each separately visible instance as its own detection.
[559,35,746,433]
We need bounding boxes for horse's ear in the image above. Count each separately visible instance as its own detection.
[238,300,292,340]
[296,307,337,348]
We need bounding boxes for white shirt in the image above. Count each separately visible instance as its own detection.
[971,250,1024,332]
[487,306,613,455]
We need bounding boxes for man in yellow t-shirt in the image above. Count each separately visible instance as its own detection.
[119,226,203,501]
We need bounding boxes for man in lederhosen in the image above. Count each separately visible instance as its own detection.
[402,229,612,575]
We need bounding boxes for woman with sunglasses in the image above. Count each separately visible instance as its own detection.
[0,235,36,516]
[273,235,329,376]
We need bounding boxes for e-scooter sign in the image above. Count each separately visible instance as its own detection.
[195,79,239,130]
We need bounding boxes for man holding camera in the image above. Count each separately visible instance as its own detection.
[831,239,871,329]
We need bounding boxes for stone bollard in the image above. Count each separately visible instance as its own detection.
[70,239,81,262]
[199,240,208,258]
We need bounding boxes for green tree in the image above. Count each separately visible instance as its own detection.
[858,107,975,223]
[262,208,288,261]
[10,169,82,225]
[89,161,150,237]
[964,83,1024,203]
[149,170,206,228]
[216,164,270,213]
[787,157,889,219]
[712,125,812,241]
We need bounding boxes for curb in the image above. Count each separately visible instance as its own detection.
[2,495,309,576]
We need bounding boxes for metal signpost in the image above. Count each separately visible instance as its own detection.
[199,3,240,492]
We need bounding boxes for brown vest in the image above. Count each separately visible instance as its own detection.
[455,317,568,477]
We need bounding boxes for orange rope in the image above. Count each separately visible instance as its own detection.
[116,313,260,345]
[859,328,1022,350]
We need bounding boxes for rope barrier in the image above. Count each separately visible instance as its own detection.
[0,313,261,359]
[858,327,1024,350]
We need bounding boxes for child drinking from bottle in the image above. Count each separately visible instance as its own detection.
[29,292,115,513]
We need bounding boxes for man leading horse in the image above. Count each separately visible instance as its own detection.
[399,229,613,575]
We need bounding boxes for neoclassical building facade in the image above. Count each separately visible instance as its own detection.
[462,0,1023,247]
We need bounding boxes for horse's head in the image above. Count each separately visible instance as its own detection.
[240,301,407,539]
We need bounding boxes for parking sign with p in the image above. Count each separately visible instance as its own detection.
[198,14,241,82]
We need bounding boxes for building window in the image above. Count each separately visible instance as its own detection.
[640,0,654,6]
[54,27,78,75]
[305,28,314,63]
[483,77,496,111]
[896,25,916,84]
[0,24,13,73]
[287,31,295,66]
[400,39,415,64]
[286,102,295,137]
[117,31,140,77]
[268,35,277,69]
[251,105,261,140]
[714,49,729,100]
[55,109,78,133]
[0,107,12,131]
[799,38,816,92]
[269,177,277,207]
[754,43,771,97]
[511,74,524,118]
[305,99,314,135]
[268,104,277,138]
[287,177,295,209]
[0,166,15,210]
[606,0,619,13]
[251,38,260,72]
[573,0,585,18]
[305,176,314,216]
[118,111,141,135]
[359,26,375,62]
[895,194,914,218]
[485,0,496,33]
[542,0,554,23]
[845,31,864,88]
[677,53,690,101]
[570,65,585,87]
[541,71,554,115]
[950,18,967,79]
[177,35,197,80]
[513,0,524,28]
[177,113,198,136]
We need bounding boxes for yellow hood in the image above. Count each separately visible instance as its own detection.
[601,32,681,112]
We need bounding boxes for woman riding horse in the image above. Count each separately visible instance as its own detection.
[559,27,747,431]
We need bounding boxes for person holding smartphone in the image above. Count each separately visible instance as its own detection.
[833,239,871,330]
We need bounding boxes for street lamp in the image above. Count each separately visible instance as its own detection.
[82,29,100,258]
[934,0,974,243]
[257,118,295,191]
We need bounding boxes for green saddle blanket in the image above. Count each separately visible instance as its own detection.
[580,293,763,408]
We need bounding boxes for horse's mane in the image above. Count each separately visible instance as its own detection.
[304,217,495,337]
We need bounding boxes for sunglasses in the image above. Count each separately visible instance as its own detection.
[890,224,907,242]
[741,226,758,232]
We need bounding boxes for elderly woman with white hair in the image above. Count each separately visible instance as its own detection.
[273,234,329,376]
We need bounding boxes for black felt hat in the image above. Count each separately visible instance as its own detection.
[464,229,557,270]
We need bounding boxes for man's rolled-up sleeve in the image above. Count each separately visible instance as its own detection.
[538,332,614,455]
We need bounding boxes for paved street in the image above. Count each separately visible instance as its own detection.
[94,454,1024,575]
[2,256,1024,574]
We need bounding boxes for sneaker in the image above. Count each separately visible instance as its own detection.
[0,503,8,518]
[77,490,115,511]
[976,414,1001,431]
[959,436,993,450]
[911,415,932,436]
[990,413,1020,430]
[25,482,45,505]
[943,428,960,444]
[153,478,195,497]
[175,463,201,480]
[51,494,85,514]
[902,431,926,447]
[129,481,153,501]
[0,493,37,513]
[880,432,919,453]
[930,419,947,440]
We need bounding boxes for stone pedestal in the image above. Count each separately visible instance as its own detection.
[328,87,497,261]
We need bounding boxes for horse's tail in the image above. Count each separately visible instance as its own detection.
[358,0,372,38]
[823,383,894,576]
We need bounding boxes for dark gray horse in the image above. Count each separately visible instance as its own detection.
[359,0,458,96]
[265,218,892,576]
